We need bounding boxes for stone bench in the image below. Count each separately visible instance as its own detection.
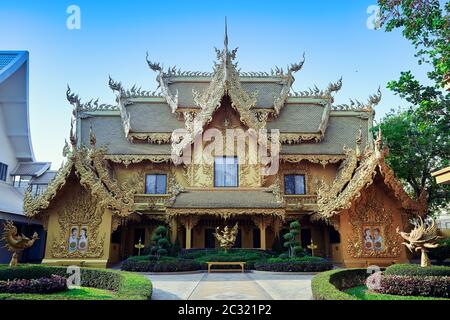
[207,261,246,273]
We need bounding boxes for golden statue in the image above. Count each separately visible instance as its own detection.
[214,223,239,252]
[397,216,442,267]
[1,220,39,267]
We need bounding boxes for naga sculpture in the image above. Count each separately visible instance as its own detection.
[214,223,239,252]
[1,220,39,267]
[396,216,441,267]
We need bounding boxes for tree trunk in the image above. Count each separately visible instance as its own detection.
[420,248,431,267]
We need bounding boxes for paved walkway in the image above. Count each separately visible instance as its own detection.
[146,271,313,300]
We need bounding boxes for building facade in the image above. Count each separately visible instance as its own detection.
[0,51,53,264]
[24,32,427,267]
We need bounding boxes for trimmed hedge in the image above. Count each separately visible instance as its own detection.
[0,275,67,294]
[384,264,450,277]
[311,269,368,300]
[121,258,203,272]
[368,273,450,298]
[0,265,152,300]
[254,256,333,272]
[193,251,271,269]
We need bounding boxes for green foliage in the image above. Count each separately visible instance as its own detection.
[192,249,272,269]
[311,269,368,300]
[271,235,284,255]
[375,0,450,214]
[0,287,116,300]
[150,225,171,259]
[429,238,450,262]
[121,258,203,272]
[282,220,303,258]
[265,256,326,263]
[0,264,152,300]
[345,285,448,300]
[254,258,332,272]
[378,0,449,86]
[384,263,450,277]
[368,273,450,298]
[376,109,449,212]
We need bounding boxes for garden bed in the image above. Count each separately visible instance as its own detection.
[312,266,450,300]
[121,249,332,273]
[0,264,152,300]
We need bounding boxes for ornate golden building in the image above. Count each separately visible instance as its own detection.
[24,28,426,268]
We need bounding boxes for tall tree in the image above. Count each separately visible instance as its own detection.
[376,0,449,213]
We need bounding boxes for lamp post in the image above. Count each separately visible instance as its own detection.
[134,238,145,256]
[307,239,317,256]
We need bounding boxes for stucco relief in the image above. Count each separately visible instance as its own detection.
[347,192,401,258]
[51,188,105,259]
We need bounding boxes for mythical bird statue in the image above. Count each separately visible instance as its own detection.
[396,216,442,267]
[214,223,239,252]
[1,220,39,267]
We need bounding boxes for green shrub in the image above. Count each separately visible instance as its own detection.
[121,258,203,272]
[311,269,368,300]
[254,259,332,272]
[192,250,272,269]
[282,220,303,258]
[0,265,152,300]
[150,225,171,258]
[265,255,325,263]
[429,238,450,263]
[384,264,450,277]
[367,273,450,298]
[0,275,68,294]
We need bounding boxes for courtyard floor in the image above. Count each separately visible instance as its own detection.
[145,271,314,300]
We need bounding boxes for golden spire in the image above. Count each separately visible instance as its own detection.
[223,17,229,82]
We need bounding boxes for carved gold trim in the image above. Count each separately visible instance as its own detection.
[51,188,105,259]
[280,133,322,144]
[167,208,285,220]
[346,192,401,258]
[128,132,172,144]
[280,154,346,167]
[104,154,171,167]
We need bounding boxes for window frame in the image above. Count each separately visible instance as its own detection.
[283,174,307,195]
[144,173,168,194]
[214,156,239,188]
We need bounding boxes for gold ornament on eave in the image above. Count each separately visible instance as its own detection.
[214,223,239,252]
[1,220,39,267]
[397,216,442,267]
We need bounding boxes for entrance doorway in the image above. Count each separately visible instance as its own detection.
[204,228,216,248]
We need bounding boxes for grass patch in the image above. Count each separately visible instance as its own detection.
[0,264,152,300]
[0,287,115,300]
[346,286,449,301]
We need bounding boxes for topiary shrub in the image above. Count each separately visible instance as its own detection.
[384,263,450,277]
[150,225,171,259]
[0,275,67,294]
[367,273,450,298]
[282,220,303,258]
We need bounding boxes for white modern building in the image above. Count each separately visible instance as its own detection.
[0,51,53,263]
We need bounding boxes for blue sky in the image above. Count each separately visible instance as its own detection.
[0,0,431,168]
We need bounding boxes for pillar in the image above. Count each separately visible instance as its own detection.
[170,218,178,244]
[185,226,192,249]
[256,217,267,250]
[260,226,266,250]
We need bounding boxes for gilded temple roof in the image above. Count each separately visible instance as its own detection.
[172,190,284,209]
